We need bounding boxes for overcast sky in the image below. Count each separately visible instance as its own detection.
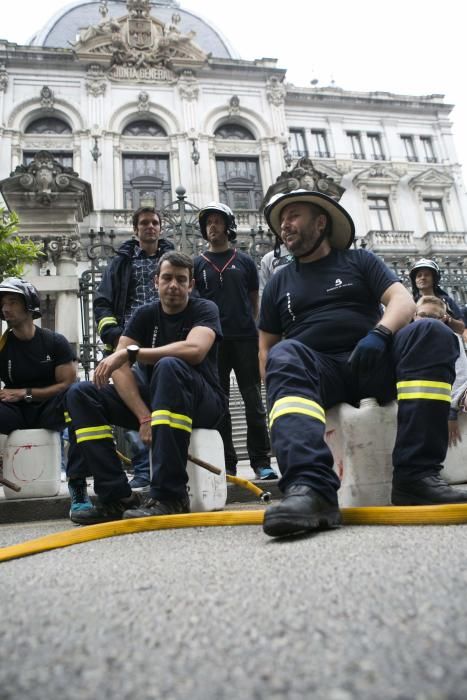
[2,0,466,189]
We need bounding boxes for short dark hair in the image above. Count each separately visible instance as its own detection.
[156,251,193,281]
[132,207,161,230]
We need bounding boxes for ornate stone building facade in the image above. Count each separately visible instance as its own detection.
[0,0,466,354]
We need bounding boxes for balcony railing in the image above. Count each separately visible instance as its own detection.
[362,230,415,250]
[422,231,467,253]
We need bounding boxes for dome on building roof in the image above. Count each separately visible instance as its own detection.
[28,0,239,59]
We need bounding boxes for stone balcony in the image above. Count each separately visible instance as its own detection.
[360,230,418,254]
[421,231,467,256]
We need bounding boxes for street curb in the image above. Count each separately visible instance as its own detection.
[0,481,281,524]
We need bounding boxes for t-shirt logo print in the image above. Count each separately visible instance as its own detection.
[335,279,342,286]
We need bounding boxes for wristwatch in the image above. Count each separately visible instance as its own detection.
[24,388,33,403]
[126,344,140,366]
[374,323,393,341]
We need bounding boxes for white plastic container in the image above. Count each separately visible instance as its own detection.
[443,412,467,484]
[0,433,7,459]
[186,429,227,511]
[2,429,61,499]
[325,398,397,507]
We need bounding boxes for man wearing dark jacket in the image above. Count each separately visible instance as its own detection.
[93,206,174,488]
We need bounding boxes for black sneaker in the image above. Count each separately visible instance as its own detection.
[225,465,237,477]
[70,491,142,525]
[123,494,190,519]
[263,484,342,537]
[392,474,467,505]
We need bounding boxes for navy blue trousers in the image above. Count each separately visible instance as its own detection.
[217,338,271,470]
[265,319,458,504]
[66,358,226,503]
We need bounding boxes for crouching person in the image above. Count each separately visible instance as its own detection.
[66,252,227,525]
[0,277,77,438]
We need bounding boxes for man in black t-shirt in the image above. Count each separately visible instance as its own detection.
[193,202,274,481]
[66,252,226,525]
[258,189,466,538]
[0,278,77,490]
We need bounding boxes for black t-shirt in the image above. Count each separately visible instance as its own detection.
[0,327,74,388]
[259,248,397,354]
[193,249,258,339]
[123,297,223,391]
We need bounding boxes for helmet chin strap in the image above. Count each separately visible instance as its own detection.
[294,229,327,260]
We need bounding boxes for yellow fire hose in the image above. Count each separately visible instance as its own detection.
[2,501,467,564]
[2,449,467,563]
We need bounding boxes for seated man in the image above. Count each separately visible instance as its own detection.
[0,277,77,474]
[258,189,467,538]
[66,251,226,525]
[414,295,467,447]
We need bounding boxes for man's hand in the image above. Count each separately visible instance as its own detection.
[0,388,27,403]
[139,421,152,446]
[348,329,391,377]
[93,349,128,388]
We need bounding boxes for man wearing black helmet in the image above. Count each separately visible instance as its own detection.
[258,188,467,538]
[193,202,275,481]
[409,258,465,336]
[0,277,78,501]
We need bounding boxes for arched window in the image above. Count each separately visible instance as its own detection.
[122,120,167,137]
[215,124,255,140]
[25,117,72,135]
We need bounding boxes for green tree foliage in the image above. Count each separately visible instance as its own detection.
[0,209,44,279]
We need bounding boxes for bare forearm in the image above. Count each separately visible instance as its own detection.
[112,368,150,422]
[380,284,416,333]
[136,340,206,366]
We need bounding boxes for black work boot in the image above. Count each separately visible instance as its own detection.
[123,494,190,519]
[70,491,142,525]
[263,484,342,537]
[392,474,467,505]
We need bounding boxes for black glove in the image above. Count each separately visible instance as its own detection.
[348,327,391,378]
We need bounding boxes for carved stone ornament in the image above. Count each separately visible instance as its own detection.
[6,151,87,207]
[85,64,108,96]
[228,95,240,115]
[0,64,8,93]
[47,236,81,264]
[40,85,55,109]
[137,90,150,111]
[262,157,346,209]
[127,0,151,19]
[265,76,286,106]
[73,4,207,83]
[178,70,199,101]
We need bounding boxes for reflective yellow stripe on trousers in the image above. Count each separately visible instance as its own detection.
[75,424,114,444]
[269,395,325,430]
[151,410,192,433]
[397,380,452,402]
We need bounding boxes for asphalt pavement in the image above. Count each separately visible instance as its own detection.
[1,518,467,700]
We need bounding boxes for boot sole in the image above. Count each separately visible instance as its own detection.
[263,509,342,537]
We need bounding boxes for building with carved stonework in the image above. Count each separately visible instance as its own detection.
[1,0,467,360]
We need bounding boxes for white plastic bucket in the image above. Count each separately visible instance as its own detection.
[325,398,397,507]
[2,429,61,499]
[443,412,467,484]
[186,429,227,512]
